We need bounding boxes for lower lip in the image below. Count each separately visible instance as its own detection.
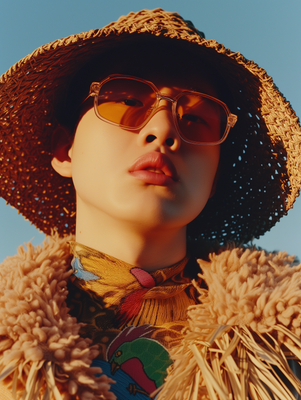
[130,170,176,186]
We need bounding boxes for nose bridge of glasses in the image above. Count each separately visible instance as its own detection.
[154,94,176,118]
[145,95,181,146]
[151,94,177,125]
[157,93,176,105]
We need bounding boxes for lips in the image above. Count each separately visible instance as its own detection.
[129,152,179,186]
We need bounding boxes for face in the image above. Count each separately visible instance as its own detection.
[66,60,220,235]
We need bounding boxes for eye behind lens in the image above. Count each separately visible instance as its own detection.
[176,93,228,144]
[97,77,157,128]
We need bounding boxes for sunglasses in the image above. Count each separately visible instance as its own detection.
[87,74,237,145]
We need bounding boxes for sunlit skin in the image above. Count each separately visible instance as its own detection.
[52,70,220,271]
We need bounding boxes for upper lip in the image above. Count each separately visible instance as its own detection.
[129,152,179,181]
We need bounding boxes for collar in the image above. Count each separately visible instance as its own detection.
[69,241,194,325]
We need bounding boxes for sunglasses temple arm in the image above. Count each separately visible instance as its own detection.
[229,113,238,128]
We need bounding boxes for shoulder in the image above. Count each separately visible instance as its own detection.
[0,233,73,278]
[198,245,299,282]
[0,234,74,321]
[0,233,75,307]
[0,234,114,400]
[195,245,301,328]
[160,246,301,400]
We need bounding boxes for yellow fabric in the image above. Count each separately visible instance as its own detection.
[70,242,198,327]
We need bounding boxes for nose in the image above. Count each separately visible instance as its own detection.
[137,106,181,151]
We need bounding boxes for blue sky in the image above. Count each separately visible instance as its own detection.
[0,0,300,262]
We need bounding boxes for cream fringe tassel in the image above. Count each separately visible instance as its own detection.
[158,247,301,400]
[157,323,301,400]
[0,235,115,400]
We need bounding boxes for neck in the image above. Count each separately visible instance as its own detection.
[75,203,187,272]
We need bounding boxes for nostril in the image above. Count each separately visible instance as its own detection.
[165,138,174,147]
[146,135,156,143]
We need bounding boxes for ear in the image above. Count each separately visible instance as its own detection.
[51,126,73,178]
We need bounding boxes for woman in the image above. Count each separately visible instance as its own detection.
[0,9,301,400]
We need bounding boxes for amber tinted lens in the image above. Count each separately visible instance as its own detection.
[96,78,157,128]
[176,94,228,143]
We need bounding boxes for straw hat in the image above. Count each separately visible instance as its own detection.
[0,9,300,244]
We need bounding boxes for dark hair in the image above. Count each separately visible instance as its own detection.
[56,36,233,135]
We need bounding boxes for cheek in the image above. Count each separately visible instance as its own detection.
[186,146,220,208]
[68,111,133,204]
[193,144,219,177]
[69,113,111,197]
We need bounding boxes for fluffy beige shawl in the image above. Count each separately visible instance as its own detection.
[0,235,114,400]
[1,236,301,400]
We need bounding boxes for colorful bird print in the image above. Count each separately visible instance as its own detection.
[107,325,172,395]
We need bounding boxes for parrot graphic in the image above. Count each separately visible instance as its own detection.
[107,325,172,395]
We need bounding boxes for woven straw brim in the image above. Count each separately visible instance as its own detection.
[0,9,301,243]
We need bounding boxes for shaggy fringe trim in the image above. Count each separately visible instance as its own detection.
[158,248,301,400]
[0,235,115,400]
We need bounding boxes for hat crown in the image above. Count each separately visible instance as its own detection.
[108,8,205,40]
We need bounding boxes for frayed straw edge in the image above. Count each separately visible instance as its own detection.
[43,362,63,400]
[158,324,301,400]
[0,360,63,400]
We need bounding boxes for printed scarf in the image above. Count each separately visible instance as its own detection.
[69,242,199,328]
